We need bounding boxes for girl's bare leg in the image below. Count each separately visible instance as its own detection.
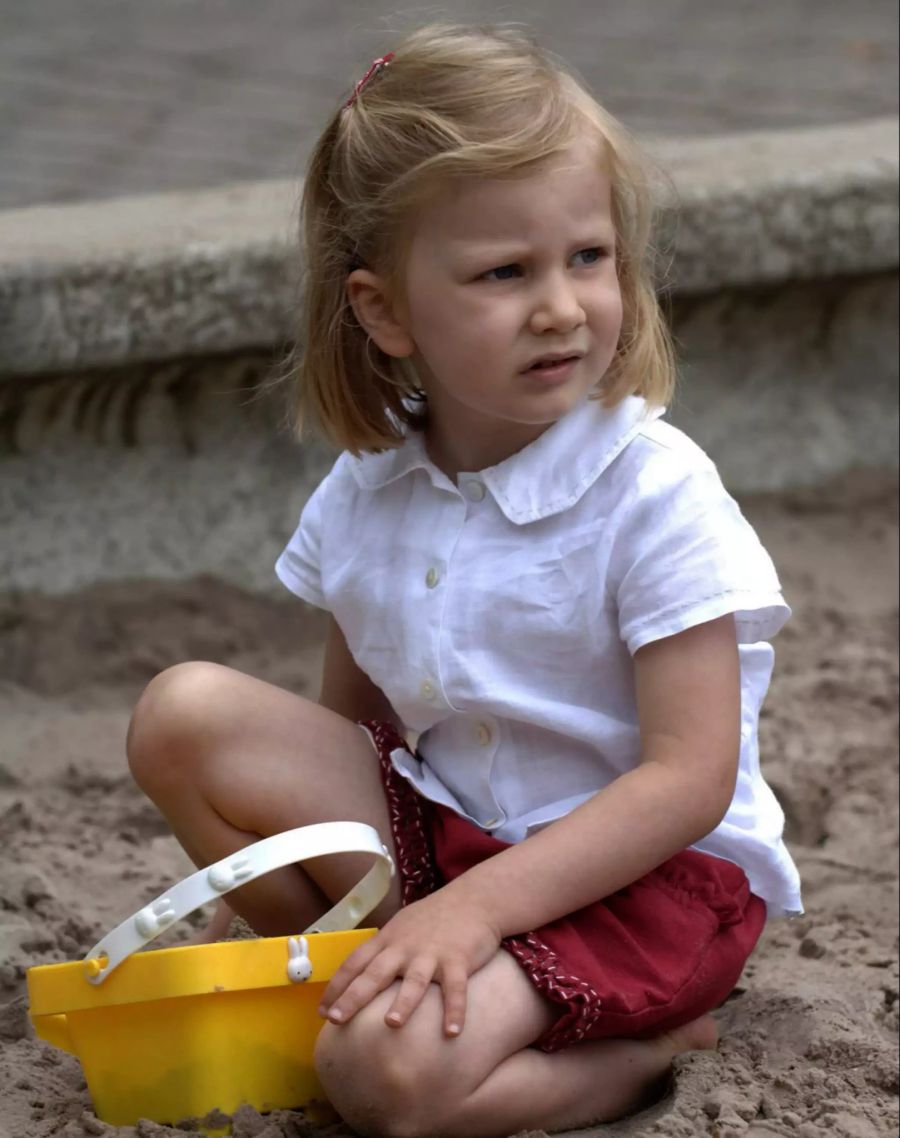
[316,950,717,1138]
[443,1016,717,1136]
[126,661,402,935]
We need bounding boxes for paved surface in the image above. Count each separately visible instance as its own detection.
[1,0,898,210]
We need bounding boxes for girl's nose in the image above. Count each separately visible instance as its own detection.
[528,274,587,335]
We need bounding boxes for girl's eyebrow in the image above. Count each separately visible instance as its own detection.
[447,232,616,260]
[444,218,617,251]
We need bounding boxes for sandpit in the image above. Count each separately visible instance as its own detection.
[1,474,897,1138]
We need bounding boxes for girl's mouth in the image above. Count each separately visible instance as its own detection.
[525,356,580,376]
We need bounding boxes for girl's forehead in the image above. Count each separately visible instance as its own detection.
[414,148,614,248]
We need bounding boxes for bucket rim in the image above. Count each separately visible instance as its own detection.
[27,927,375,1016]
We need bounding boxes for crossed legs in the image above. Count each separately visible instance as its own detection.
[126,662,716,1137]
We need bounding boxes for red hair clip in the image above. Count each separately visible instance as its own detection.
[344,52,395,109]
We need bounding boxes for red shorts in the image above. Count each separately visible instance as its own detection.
[365,721,767,1053]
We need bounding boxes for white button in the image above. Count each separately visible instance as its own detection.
[482,816,500,829]
[476,722,492,746]
[425,567,440,589]
[420,679,436,701]
[463,480,486,502]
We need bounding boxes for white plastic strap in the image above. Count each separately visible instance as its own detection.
[83,821,394,985]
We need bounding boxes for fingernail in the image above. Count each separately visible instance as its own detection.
[387,1012,402,1025]
[448,1023,461,1036]
[329,1009,344,1023]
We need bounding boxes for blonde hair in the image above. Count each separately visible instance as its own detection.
[291,23,676,454]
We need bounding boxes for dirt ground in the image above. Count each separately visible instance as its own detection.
[1,473,897,1138]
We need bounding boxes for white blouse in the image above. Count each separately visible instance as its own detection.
[277,395,803,917]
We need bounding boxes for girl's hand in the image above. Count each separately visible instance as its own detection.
[318,886,501,1037]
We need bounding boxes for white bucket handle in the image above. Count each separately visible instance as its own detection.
[83,821,394,985]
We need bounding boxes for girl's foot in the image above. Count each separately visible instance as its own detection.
[656,1013,719,1058]
[626,1015,719,1118]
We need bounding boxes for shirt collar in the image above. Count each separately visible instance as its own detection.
[349,395,664,524]
[349,426,443,491]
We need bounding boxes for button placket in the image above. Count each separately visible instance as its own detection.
[420,559,442,706]
[420,495,469,716]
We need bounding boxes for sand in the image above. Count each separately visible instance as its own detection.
[1,474,897,1138]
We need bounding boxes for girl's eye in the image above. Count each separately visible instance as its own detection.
[573,247,606,266]
[481,263,521,282]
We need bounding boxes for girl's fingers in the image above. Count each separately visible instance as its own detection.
[440,962,469,1037]
[383,957,438,1028]
[319,939,382,1011]
[325,947,405,1023]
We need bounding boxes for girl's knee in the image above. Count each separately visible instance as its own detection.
[315,1007,462,1138]
[126,661,236,790]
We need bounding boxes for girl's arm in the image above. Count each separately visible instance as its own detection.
[447,612,742,935]
[320,613,742,1035]
[318,615,402,728]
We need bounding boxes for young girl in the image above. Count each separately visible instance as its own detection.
[127,23,802,1137]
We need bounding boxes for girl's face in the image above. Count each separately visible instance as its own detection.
[397,136,623,472]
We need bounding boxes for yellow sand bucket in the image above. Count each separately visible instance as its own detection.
[27,822,394,1131]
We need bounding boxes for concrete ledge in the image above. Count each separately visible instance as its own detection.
[0,180,301,380]
[651,117,899,291]
[0,118,896,380]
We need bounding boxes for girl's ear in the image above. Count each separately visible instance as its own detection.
[346,269,415,359]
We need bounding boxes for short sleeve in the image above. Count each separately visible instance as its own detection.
[274,469,333,610]
[613,456,790,655]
